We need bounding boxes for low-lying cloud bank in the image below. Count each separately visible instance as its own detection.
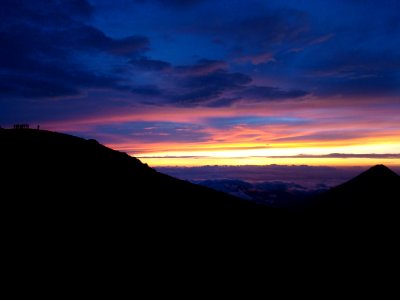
[157,165,400,207]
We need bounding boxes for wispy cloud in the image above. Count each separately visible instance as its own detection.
[236,52,275,65]
[269,153,400,159]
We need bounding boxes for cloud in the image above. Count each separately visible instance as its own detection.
[236,52,275,65]
[135,0,205,8]
[106,35,149,56]
[94,121,210,143]
[159,0,205,7]
[310,50,400,78]
[194,179,328,207]
[156,164,380,207]
[309,34,334,46]
[183,70,252,89]
[131,85,164,96]
[163,60,308,107]
[62,0,95,17]
[318,74,400,97]
[0,0,94,24]
[156,165,391,201]
[168,69,251,106]
[125,55,309,107]
[170,88,223,106]
[0,0,150,99]
[0,74,80,98]
[206,116,306,128]
[54,25,149,56]
[304,48,400,96]
[216,8,311,47]
[0,61,122,98]
[176,59,228,75]
[130,57,171,71]
[174,7,318,66]
[126,59,242,106]
[203,97,242,108]
[270,153,400,159]
[241,86,309,101]
[156,165,362,186]
[272,131,367,142]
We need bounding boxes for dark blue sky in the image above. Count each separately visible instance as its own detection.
[1,0,399,166]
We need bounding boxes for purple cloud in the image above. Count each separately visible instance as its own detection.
[131,85,164,96]
[0,1,150,99]
[94,121,210,143]
[134,0,205,8]
[130,57,171,71]
[270,153,400,159]
[176,59,228,75]
[241,86,309,101]
[236,52,275,65]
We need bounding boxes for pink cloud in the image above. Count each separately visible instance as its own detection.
[309,33,334,45]
[236,52,275,65]
[176,59,228,75]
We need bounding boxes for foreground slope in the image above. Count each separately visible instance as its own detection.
[0,129,286,234]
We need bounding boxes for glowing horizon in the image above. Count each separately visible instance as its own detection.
[135,142,400,167]
[36,96,399,167]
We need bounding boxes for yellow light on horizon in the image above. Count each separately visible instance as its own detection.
[132,141,400,167]
[135,142,400,158]
[139,156,400,167]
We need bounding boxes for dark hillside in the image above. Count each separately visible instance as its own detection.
[0,129,287,239]
[308,164,400,233]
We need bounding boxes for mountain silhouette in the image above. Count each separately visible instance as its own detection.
[314,164,399,206]
[0,128,290,239]
[308,164,400,232]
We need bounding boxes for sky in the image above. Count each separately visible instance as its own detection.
[1,0,400,167]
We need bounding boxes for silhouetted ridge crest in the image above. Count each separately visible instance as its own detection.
[0,129,285,233]
[331,164,399,193]
[309,164,400,230]
[353,164,399,180]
